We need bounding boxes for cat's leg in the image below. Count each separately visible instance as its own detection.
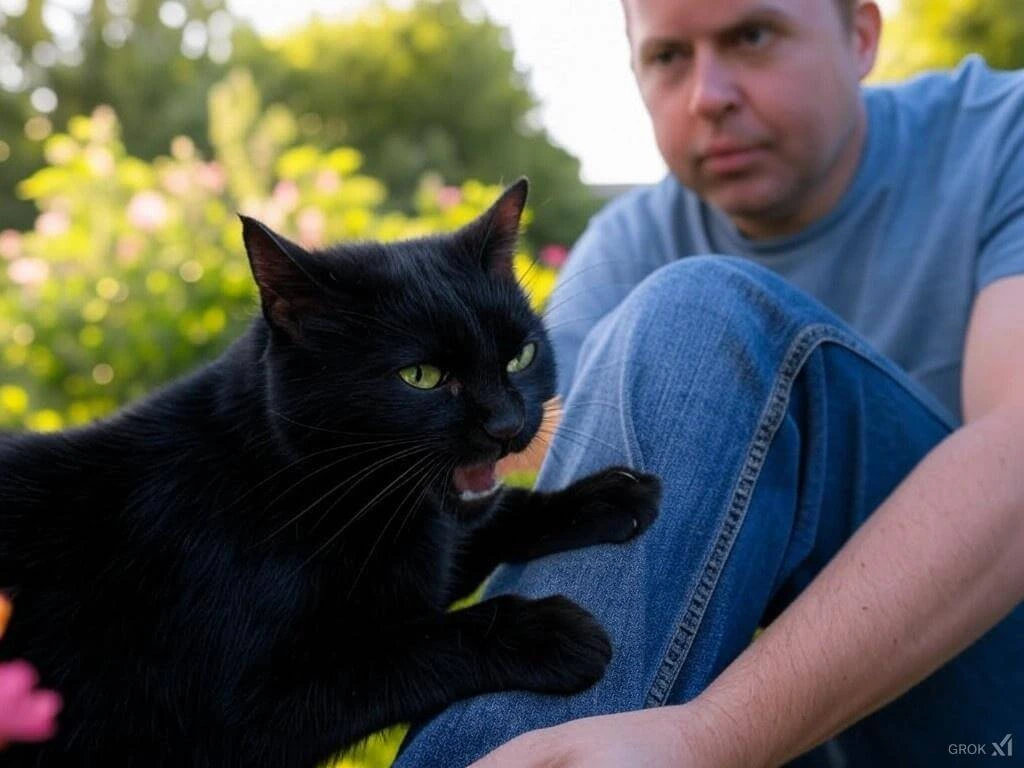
[243,594,611,765]
[446,467,661,602]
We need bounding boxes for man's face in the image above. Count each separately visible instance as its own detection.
[626,0,876,236]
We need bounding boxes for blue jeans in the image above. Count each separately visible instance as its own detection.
[396,257,1023,767]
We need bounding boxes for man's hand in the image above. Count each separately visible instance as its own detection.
[469,705,739,768]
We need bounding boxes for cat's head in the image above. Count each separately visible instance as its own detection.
[240,178,555,508]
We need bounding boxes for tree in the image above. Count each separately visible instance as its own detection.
[238,0,600,248]
[875,0,1024,80]
[0,68,558,436]
[0,0,261,228]
[2,0,598,246]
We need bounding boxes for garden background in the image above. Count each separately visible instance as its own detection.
[0,0,1020,764]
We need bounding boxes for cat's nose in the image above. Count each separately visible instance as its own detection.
[482,413,523,442]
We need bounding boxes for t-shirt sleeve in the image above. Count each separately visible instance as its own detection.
[977,124,1024,291]
[544,217,630,399]
[543,182,683,398]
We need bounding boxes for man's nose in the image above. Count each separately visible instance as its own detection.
[688,50,740,120]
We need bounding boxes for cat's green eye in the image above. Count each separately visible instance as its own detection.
[506,342,537,374]
[398,364,446,390]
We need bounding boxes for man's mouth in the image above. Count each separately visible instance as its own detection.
[452,461,502,503]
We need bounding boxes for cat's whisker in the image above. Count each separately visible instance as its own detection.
[257,437,437,515]
[540,437,571,471]
[327,450,443,537]
[251,442,439,549]
[229,433,429,514]
[539,257,627,295]
[302,439,448,534]
[344,455,446,598]
[535,424,625,456]
[514,254,545,298]
[540,314,616,334]
[393,458,453,544]
[301,450,444,571]
[540,280,640,321]
[545,398,623,412]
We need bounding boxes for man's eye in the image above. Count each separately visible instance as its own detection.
[649,47,689,67]
[736,24,773,48]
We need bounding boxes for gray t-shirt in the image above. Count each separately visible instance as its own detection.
[547,55,1024,424]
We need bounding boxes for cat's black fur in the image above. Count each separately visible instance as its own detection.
[0,179,661,767]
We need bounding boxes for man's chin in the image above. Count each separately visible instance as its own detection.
[699,181,807,237]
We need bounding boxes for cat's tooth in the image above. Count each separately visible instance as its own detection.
[458,478,503,503]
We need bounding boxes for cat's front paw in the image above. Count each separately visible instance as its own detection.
[565,466,662,541]
[488,594,611,695]
[521,467,662,560]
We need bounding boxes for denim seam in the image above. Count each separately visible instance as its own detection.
[643,319,956,707]
[643,323,835,707]
[809,327,958,432]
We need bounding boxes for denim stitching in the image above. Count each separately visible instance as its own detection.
[644,324,833,707]
[642,318,957,707]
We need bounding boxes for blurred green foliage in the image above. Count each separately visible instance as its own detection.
[0,67,558,435]
[0,0,259,229]
[875,0,1024,79]
[0,0,598,247]
[242,0,600,249]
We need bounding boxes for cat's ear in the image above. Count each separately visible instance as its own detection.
[239,215,322,340]
[460,177,528,281]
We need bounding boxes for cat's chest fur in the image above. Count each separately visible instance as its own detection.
[1,427,454,677]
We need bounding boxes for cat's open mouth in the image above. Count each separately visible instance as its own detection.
[452,461,503,503]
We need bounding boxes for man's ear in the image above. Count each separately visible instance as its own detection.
[458,177,529,281]
[852,1,882,80]
[239,214,323,340]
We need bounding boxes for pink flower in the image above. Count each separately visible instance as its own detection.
[253,201,285,231]
[35,211,69,238]
[0,230,22,261]
[315,170,340,194]
[437,185,462,210]
[0,595,62,749]
[272,181,300,213]
[196,163,226,195]
[7,258,50,286]
[0,661,62,746]
[297,207,325,248]
[162,168,191,197]
[84,146,114,178]
[127,192,169,233]
[539,244,569,268]
[116,235,145,266]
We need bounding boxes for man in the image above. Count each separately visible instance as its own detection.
[396,0,1024,764]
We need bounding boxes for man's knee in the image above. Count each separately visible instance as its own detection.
[619,255,807,332]
[578,255,812,379]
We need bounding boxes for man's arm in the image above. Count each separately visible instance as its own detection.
[475,276,1024,768]
[682,274,1024,765]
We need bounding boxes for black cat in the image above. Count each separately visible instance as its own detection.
[0,178,661,767]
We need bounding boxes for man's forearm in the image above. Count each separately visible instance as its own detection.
[686,404,1024,767]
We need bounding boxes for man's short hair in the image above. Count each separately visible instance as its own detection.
[621,1,858,35]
